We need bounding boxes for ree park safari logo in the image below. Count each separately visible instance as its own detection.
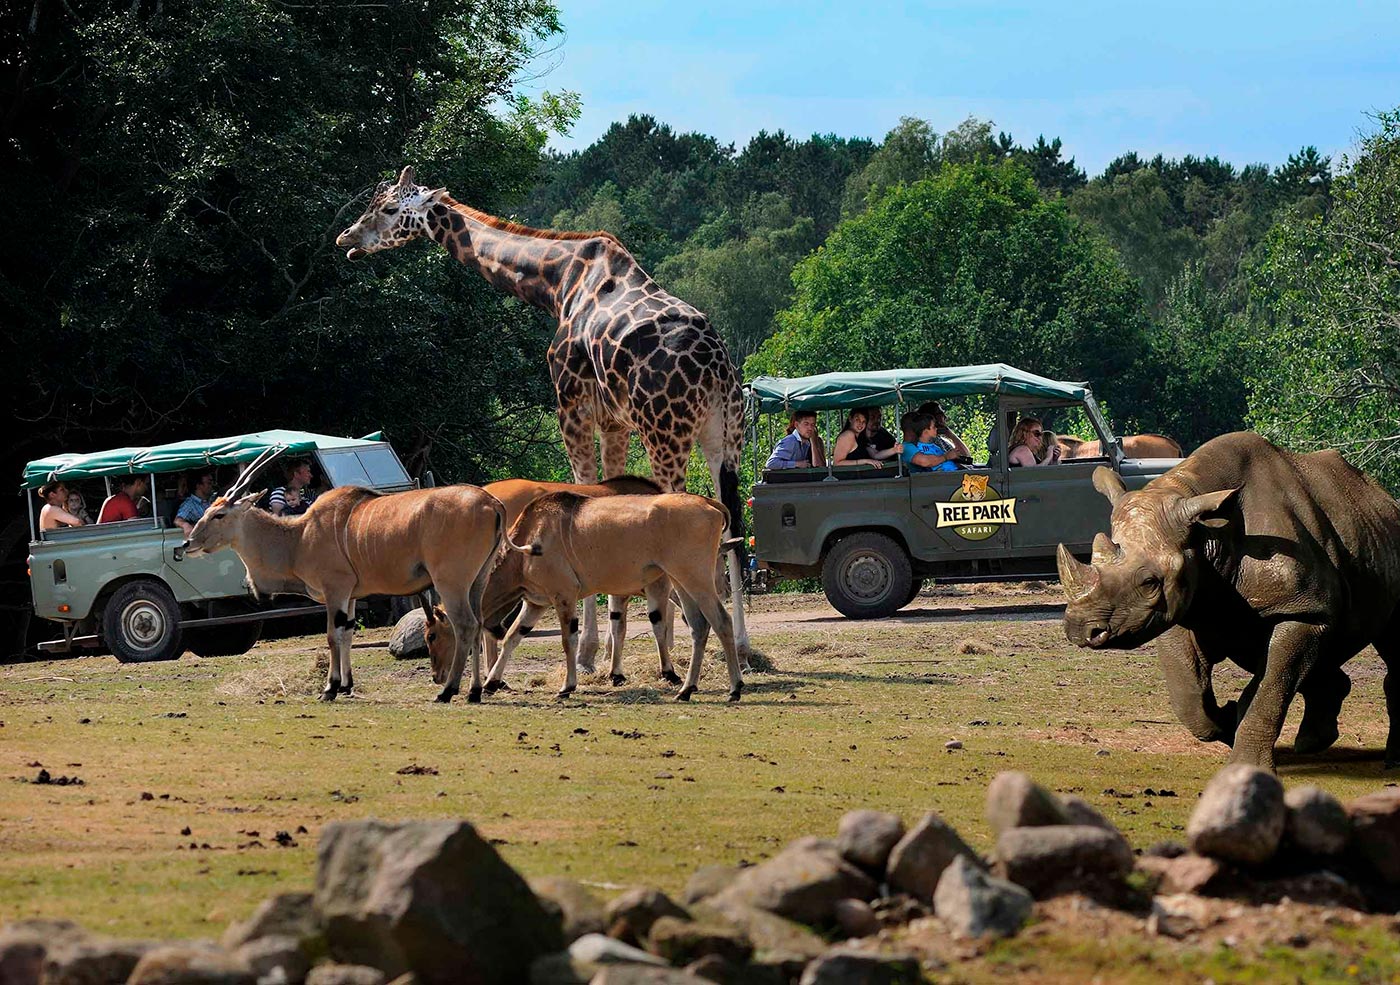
[934,474,1019,541]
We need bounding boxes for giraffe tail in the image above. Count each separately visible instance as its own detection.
[718,462,747,567]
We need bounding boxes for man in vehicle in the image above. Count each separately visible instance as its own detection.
[269,458,317,516]
[97,475,148,523]
[175,470,216,535]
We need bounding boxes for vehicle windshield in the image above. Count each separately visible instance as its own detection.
[317,446,410,489]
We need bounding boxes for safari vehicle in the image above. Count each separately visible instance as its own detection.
[24,429,414,662]
[745,364,1183,618]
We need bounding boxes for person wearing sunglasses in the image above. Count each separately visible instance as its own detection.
[1008,417,1061,467]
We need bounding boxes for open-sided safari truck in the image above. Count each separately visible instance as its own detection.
[745,364,1182,618]
[24,429,413,662]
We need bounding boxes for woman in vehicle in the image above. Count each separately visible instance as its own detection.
[831,409,886,467]
[38,482,85,532]
[1008,417,1061,467]
[765,410,826,470]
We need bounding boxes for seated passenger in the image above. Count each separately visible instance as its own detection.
[916,401,972,464]
[986,410,1018,465]
[765,411,825,470]
[1008,417,1062,468]
[832,408,885,467]
[65,490,91,525]
[861,407,902,463]
[270,458,317,516]
[175,469,216,535]
[98,475,148,523]
[899,413,958,472]
[38,482,85,532]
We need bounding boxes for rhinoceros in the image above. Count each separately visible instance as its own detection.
[1057,432,1400,771]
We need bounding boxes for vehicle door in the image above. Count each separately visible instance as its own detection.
[1005,408,1113,554]
[165,528,254,601]
[907,466,1012,556]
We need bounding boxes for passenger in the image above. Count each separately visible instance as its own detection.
[916,401,972,464]
[861,407,902,463]
[65,490,91,525]
[174,469,216,536]
[38,482,85,532]
[986,410,1018,465]
[1008,417,1062,467]
[270,459,317,516]
[97,475,149,523]
[765,411,825,470]
[899,413,958,472]
[832,409,886,467]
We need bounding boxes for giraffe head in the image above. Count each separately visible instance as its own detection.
[336,166,445,261]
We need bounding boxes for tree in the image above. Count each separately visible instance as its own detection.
[1012,136,1087,196]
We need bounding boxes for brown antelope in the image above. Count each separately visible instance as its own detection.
[426,492,744,701]
[183,483,504,703]
[1056,433,1184,460]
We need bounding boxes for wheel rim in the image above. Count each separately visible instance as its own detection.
[120,598,167,650]
[843,550,894,605]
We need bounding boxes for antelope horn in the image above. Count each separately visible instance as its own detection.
[1057,543,1099,604]
[225,446,284,500]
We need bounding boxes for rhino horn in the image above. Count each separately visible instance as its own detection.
[1091,531,1118,565]
[1092,466,1128,506]
[1057,543,1099,603]
[1179,487,1240,529]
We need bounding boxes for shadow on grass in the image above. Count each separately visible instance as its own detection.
[783,601,1067,626]
[1275,744,1395,779]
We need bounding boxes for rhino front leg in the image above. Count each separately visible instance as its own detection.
[1157,627,1236,745]
[1230,621,1325,772]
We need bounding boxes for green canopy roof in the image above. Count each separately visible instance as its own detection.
[22,429,385,489]
[746,364,1090,414]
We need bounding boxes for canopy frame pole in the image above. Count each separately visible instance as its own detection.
[150,473,159,530]
[824,409,834,481]
[26,489,37,543]
[895,398,904,477]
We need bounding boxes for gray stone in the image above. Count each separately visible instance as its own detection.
[1187,764,1286,865]
[932,855,1033,940]
[306,965,388,985]
[1058,795,1120,834]
[797,946,922,985]
[0,919,86,985]
[712,839,877,926]
[693,899,827,965]
[994,825,1134,899]
[645,916,752,966]
[681,955,734,984]
[41,936,158,985]
[533,876,607,943]
[1146,894,1212,939]
[222,892,321,951]
[235,934,311,985]
[568,933,669,968]
[884,811,980,902]
[529,952,588,985]
[836,811,906,873]
[1284,785,1350,856]
[682,866,742,905]
[985,772,1071,835]
[832,898,879,939]
[1144,853,1236,896]
[127,944,256,984]
[588,966,709,984]
[315,818,563,985]
[388,609,428,660]
[1347,787,1400,883]
[603,888,689,946]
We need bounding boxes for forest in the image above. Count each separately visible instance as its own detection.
[3,0,1398,648]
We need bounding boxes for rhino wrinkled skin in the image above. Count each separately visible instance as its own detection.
[1058,432,1400,772]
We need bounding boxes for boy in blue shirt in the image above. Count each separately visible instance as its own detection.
[899,413,959,472]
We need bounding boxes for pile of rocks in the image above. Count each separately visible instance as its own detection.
[4,764,1397,984]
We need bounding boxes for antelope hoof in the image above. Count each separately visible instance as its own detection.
[675,686,695,702]
[662,669,682,685]
[483,679,508,695]
[435,686,458,704]
[320,683,339,702]
[579,662,597,676]
[728,686,743,703]
[467,687,482,704]
[340,686,354,699]
[610,673,627,687]
[556,686,575,700]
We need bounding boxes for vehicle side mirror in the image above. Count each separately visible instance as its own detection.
[421,470,436,488]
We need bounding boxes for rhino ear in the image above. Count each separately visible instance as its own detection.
[1092,466,1127,506]
[1180,487,1239,530]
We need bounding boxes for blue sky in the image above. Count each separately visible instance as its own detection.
[526,1,1400,175]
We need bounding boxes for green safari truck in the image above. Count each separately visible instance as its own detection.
[24,429,414,661]
[745,364,1182,618]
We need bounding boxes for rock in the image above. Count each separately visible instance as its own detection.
[306,965,388,985]
[1284,785,1350,856]
[1058,795,1120,834]
[1153,854,1236,896]
[589,967,710,984]
[532,877,607,943]
[41,936,158,985]
[1348,788,1400,884]
[993,825,1134,899]
[388,609,428,660]
[682,866,742,905]
[832,898,880,939]
[568,933,669,968]
[1146,894,1212,939]
[1143,840,1188,859]
[646,916,752,966]
[712,839,876,926]
[884,812,981,902]
[0,919,87,985]
[235,935,311,985]
[1186,764,1285,866]
[932,855,1033,940]
[836,811,906,873]
[315,818,563,985]
[222,892,321,950]
[681,954,734,983]
[985,772,1071,835]
[604,888,690,946]
[127,944,256,984]
[694,898,827,965]
[797,946,923,985]
[528,952,589,985]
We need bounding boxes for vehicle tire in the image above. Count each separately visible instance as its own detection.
[903,577,925,608]
[102,580,184,663]
[822,532,914,620]
[186,620,263,657]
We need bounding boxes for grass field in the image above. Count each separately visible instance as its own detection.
[3,584,1398,982]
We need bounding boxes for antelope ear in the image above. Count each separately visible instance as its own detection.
[1180,488,1239,530]
[1092,466,1127,506]
[397,165,416,187]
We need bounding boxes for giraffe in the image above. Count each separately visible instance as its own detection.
[336,167,752,670]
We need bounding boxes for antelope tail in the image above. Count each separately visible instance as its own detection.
[503,530,543,556]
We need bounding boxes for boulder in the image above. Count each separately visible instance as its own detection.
[222,891,321,950]
[234,934,311,985]
[0,920,87,985]
[42,936,158,985]
[126,944,255,984]
[532,876,607,943]
[797,946,922,985]
[993,825,1134,899]
[682,866,742,905]
[604,888,690,946]
[1186,764,1285,866]
[528,952,588,985]
[694,898,827,967]
[568,933,669,968]
[832,899,879,939]
[1058,795,1119,834]
[645,916,752,966]
[884,812,980,902]
[306,965,389,985]
[836,811,906,873]
[1142,853,1236,897]
[1284,785,1350,856]
[1347,787,1400,884]
[712,839,877,926]
[315,818,563,985]
[589,967,710,984]
[932,855,1033,940]
[681,954,737,983]
[1145,894,1212,939]
[985,772,1070,835]
[387,609,429,660]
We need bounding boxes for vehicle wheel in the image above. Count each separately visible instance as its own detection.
[822,532,913,620]
[102,580,184,663]
[903,577,925,608]
[187,620,263,657]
